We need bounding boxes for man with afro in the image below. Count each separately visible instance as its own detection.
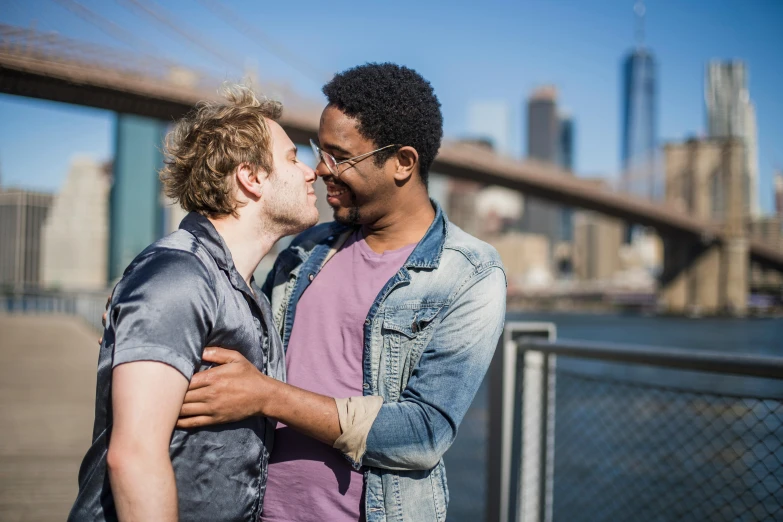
[179,63,507,522]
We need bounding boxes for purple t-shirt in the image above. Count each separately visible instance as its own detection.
[261,230,416,522]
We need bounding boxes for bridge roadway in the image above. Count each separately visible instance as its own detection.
[1,38,781,271]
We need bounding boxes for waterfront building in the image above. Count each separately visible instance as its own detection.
[41,157,110,290]
[573,211,623,282]
[558,114,575,245]
[446,178,482,238]
[748,216,783,288]
[521,86,574,269]
[487,232,551,290]
[475,186,524,237]
[0,189,54,291]
[748,217,783,253]
[705,60,759,218]
[572,180,623,282]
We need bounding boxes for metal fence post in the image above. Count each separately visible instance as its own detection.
[487,322,556,522]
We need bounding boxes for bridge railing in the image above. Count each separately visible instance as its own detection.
[487,322,783,522]
[0,289,108,332]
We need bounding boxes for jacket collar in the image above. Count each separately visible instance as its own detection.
[322,199,447,271]
[403,199,446,270]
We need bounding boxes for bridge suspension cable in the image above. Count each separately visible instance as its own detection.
[116,0,245,72]
[48,0,159,57]
[195,0,330,86]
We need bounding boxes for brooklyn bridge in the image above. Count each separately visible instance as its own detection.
[1,23,781,315]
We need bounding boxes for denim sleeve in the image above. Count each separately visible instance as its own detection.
[111,250,217,381]
[361,266,507,471]
[260,258,276,301]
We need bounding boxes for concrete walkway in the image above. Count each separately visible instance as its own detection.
[0,314,98,522]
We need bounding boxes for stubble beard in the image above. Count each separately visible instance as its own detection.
[333,192,360,226]
[266,191,318,237]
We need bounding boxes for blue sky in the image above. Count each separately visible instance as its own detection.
[1,0,781,211]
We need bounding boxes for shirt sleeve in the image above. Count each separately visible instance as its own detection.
[357,266,507,471]
[332,396,384,463]
[110,249,218,381]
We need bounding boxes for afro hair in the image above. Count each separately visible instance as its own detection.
[322,63,443,187]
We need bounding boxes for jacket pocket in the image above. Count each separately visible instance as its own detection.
[381,306,441,400]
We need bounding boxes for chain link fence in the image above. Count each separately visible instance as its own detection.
[545,361,783,521]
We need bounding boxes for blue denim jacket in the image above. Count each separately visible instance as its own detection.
[262,203,506,522]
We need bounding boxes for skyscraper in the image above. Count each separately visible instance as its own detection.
[621,48,657,199]
[558,114,575,243]
[527,86,559,163]
[621,2,658,201]
[573,179,623,282]
[522,86,562,247]
[41,157,111,290]
[0,189,54,291]
[620,1,658,250]
[705,60,759,217]
[522,86,574,268]
[775,170,783,218]
[558,114,575,171]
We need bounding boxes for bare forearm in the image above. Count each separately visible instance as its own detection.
[263,378,342,445]
[108,450,178,522]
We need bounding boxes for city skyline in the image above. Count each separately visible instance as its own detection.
[0,0,781,214]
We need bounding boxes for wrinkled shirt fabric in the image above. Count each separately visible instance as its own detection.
[262,202,507,522]
[68,212,285,522]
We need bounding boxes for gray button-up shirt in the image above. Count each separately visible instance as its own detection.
[69,212,285,522]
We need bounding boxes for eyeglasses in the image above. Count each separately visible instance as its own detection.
[310,139,400,178]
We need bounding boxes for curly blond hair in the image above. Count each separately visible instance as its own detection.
[160,84,283,217]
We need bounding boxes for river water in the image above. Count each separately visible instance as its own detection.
[443,313,783,521]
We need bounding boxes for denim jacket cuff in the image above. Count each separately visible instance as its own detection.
[333,395,384,469]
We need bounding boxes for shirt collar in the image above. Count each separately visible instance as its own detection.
[179,211,235,273]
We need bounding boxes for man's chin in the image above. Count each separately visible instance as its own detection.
[302,210,320,229]
[333,206,360,226]
[282,209,319,235]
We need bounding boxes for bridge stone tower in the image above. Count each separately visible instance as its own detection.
[108,115,167,282]
[660,138,748,315]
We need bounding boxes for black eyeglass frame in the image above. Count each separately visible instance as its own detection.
[309,139,401,177]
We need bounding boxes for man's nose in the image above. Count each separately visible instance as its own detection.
[314,163,332,179]
[303,163,317,182]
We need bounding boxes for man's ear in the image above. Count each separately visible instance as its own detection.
[393,146,418,183]
[235,162,266,199]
